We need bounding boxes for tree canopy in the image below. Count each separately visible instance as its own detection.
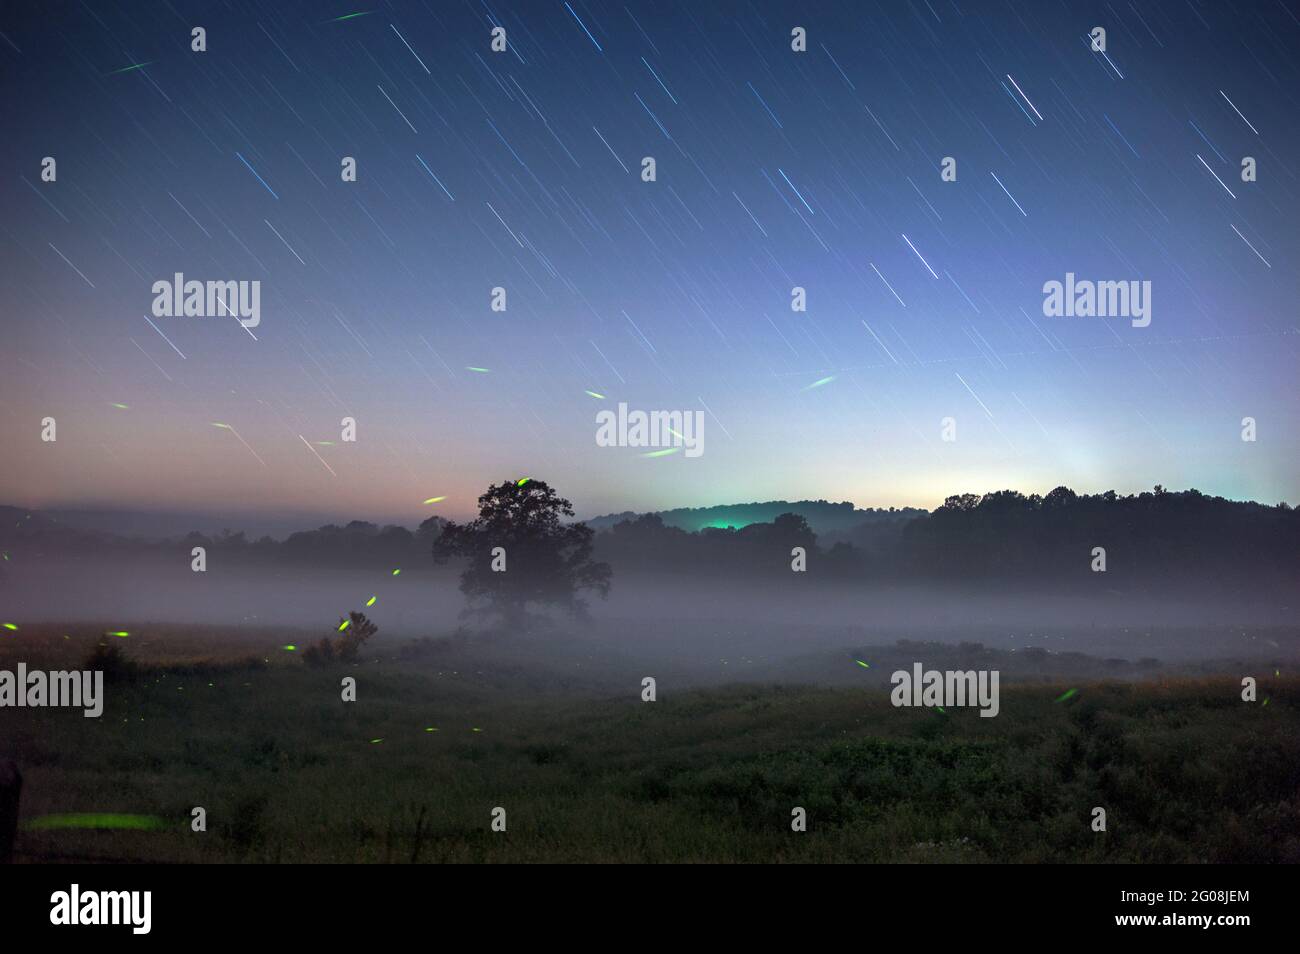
[432,479,611,626]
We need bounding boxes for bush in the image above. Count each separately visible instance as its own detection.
[336,612,377,662]
[303,612,378,667]
[301,638,335,668]
[83,640,138,682]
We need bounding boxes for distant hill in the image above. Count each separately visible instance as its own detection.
[586,500,925,535]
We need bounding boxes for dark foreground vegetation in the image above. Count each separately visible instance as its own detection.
[3,624,1297,863]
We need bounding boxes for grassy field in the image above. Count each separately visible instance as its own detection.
[3,624,1298,863]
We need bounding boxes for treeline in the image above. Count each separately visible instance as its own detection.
[177,517,449,567]
[0,509,446,569]
[591,486,1297,593]
[2,488,1295,594]
[899,486,1297,590]
[595,512,835,574]
[586,499,924,533]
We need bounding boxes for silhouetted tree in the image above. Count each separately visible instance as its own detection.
[416,515,445,546]
[433,479,612,627]
[303,611,378,666]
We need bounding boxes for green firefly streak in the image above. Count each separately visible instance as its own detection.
[2,623,17,631]
[111,403,130,409]
[392,568,401,576]
[283,645,297,651]
[1262,697,1270,707]
[642,447,680,458]
[210,422,231,429]
[315,441,336,446]
[369,738,383,743]
[425,727,438,732]
[935,706,946,714]
[24,813,167,831]
[105,62,153,76]
[471,727,482,732]
[106,631,129,638]
[584,390,606,399]
[517,478,530,486]
[854,659,870,668]
[466,366,491,373]
[338,620,350,631]
[1055,688,1078,703]
[328,11,373,22]
[423,496,446,504]
[366,596,376,607]
[803,375,837,391]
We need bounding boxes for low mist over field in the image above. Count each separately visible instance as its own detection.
[2,486,1296,679]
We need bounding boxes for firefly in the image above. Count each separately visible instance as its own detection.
[24,813,167,831]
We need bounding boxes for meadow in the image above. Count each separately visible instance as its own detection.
[2,623,1297,863]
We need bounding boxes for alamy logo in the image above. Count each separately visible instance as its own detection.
[151,273,260,328]
[50,884,151,934]
[0,665,103,717]
[891,664,1000,718]
[595,403,704,458]
[1042,272,1150,327]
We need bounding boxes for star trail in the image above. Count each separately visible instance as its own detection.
[1,1,1296,526]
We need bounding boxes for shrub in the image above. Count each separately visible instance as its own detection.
[301,637,335,668]
[336,612,378,662]
[83,640,138,682]
[302,612,378,667]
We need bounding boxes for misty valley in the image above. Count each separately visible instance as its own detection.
[2,486,1296,864]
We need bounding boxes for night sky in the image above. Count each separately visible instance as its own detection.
[2,1,1296,528]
